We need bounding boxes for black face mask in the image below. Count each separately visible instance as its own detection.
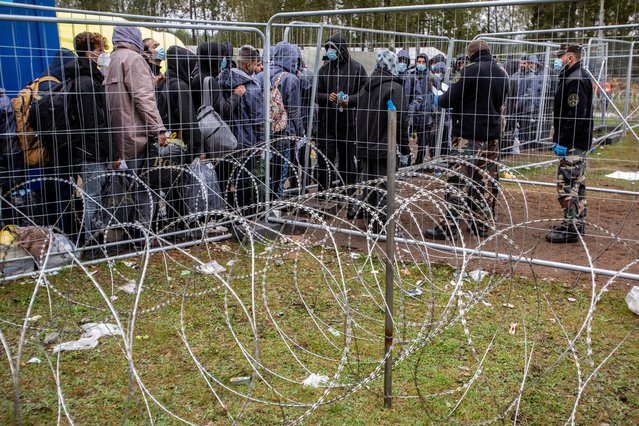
[148,61,162,76]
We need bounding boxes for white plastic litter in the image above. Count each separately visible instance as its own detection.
[27,357,41,364]
[53,323,122,353]
[605,171,639,181]
[302,373,329,388]
[348,252,360,260]
[626,286,639,315]
[118,280,137,294]
[405,287,423,297]
[195,261,226,275]
[469,269,489,283]
[226,259,237,267]
[327,327,341,337]
[28,315,42,322]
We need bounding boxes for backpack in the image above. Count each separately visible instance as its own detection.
[197,77,238,156]
[270,72,288,134]
[27,79,76,157]
[11,76,59,167]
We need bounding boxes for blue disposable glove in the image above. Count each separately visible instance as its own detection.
[399,155,410,167]
[553,143,567,157]
[433,94,438,109]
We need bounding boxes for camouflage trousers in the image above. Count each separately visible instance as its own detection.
[443,137,499,224]
[556,148,587,223]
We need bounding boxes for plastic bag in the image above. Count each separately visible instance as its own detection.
[626,286,639,316]
[16,226,76,269]
[184,159,225,214]
[53,323,122,353]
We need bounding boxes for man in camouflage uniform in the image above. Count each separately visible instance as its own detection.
[424,40,508,240]
[546,43,593,243]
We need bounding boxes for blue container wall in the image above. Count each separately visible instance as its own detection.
[0,0,61,96]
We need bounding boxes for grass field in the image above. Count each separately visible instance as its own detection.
[1,241,637,425]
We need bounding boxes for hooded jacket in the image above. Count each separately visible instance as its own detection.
[160,46,201,155]
[356,68,410,160]
[553,61,593,151]
[439,49,508,142]
[316,34,367,135]
[38,48,77,92]
[408,57,436,128]
[64,57,112,164]
[219,67,264,147]
[103,38,166,160]
[397,49,413,101]
[191,42,241,120]
[257,41,304,137]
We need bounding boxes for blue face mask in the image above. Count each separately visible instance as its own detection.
[416,64,427,72]
[398,63,407,73]
[326,49,338,61]
[553,58,564,72]
[220,57,228,70]
[153,46,166,61]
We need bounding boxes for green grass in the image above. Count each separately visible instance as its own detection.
[1,242,637,425]
[504,135,639,192]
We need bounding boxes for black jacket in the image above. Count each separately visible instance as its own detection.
[356,69,410,160]
[440,50,508,142]
[553,62,593,151]
[161,46,201,155]
[65,57,112,164]
[191,42,241,120]
[316,34,367,136]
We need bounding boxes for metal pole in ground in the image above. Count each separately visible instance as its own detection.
[384,100,397,409]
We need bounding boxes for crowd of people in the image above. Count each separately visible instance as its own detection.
[0,25,594,258]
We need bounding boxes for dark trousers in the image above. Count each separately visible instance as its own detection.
[316,128,357,191]
[360,158,388,225]
[414,125,433,165]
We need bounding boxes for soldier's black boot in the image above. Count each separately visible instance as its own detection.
[424,222,458,241]
[469,221,491,238]
[545,222,584,244]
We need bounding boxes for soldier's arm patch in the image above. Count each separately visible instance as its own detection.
[452,72,461,84]
[567,93,579,107]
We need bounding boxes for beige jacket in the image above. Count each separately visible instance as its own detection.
[104,42,165,160]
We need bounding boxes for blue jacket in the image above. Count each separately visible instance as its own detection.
[407,68,436,127]
[257,42,304,137]
[219,68,264,147]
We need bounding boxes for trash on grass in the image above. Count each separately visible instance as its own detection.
[274,259,284,267]
[481,299,493,307]
[124,261,139,270]
[226,259,237,267]
[405,287,423,297]
[605,171,639,181]
[28,315,42,322]
[53,323,122,353]
[502,303,515,309]
[44,332,59,344]
[118,280,136,294]
[230,376,251,385]
[302,373,329,388]
[180,270,191,276]
[27,357,41,364]
[509,322,518,335]
[327,327,341,337]
[195,261,226,275]
[626,286,639,315]
[468,269,489,283]
[567,297,577,302]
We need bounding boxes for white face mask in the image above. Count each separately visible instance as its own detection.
[97,52,111,68]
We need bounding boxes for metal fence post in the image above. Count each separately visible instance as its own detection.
[624,41,635,137]
[535,46,551,145]
[301,25,324,195]
[384,101,397,409]
[434,38,455,159]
